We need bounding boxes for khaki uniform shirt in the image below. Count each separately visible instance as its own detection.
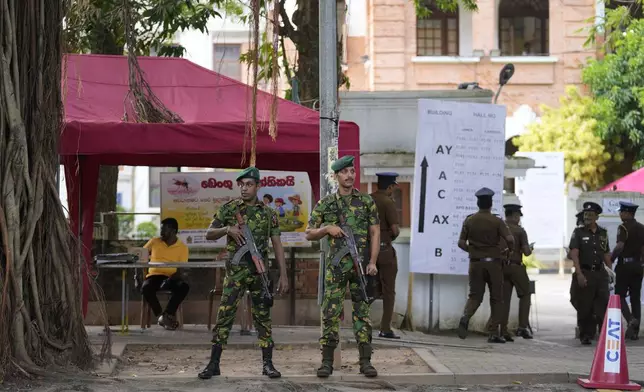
[459,210,512,259]
[617,219,644,261]
[370,190,399,245]
[506,222,529,263]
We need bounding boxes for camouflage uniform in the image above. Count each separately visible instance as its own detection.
[209,198,280,347]
[310,189,379,347]
[309,154,380,379]
[199,166,282,380]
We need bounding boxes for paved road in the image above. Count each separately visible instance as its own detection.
[0,379,590,392]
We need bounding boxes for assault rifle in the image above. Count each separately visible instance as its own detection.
[334,214,374,304]
[231,212,274,307]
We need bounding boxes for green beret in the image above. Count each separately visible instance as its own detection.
[331,155,355,172]
[236,166,260,182]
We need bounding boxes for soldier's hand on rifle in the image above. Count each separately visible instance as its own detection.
[366,262,378,276]
[227,225,246,245]
[325,225,347,238]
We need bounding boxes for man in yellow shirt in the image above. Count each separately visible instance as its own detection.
[142,218,190,330]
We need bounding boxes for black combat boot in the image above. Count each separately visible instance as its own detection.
[316,346,335,378]
[457,316,469,339]
[502,332,514,342]
[517,327,533,339]
[198,344,222,379]
[358,343,378,378]
[261,346,281,378]
[626,319,640,340]
[488,334,506,344]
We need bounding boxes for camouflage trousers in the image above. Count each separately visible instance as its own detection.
[319,256,372,348]
[211,265,273,348]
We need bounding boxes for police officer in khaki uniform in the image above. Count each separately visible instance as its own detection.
[370,172,401,339]
[457,187,514,344]
[611,201,644,340]
[569,201,611,345]
[499,204,534,341]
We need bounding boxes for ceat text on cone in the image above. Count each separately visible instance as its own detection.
[578,294,641,391]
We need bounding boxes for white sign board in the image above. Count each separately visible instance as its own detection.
[515,152,565,249]
[602,198,633,216]
[410,100,506,275]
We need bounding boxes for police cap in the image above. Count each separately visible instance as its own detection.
[503,203,523,216]
[331,155,355,173]
[236,166,260,182]
[618,201,639,214]
[475,187,495,198]
[376,172,399,188]
[582,201,603,215]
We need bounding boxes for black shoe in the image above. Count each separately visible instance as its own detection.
[261,346,281,378]
[158,313,177,331]
[626,319,639,340]
[317,346,334,378]
[517,327,533,340]
[488,335,506,344]
[358,343,378,378]
[581,337,592,345]
[378,331,400,339]
[457,316,469,339]
[502,334,514,342]
[198,344,222,379]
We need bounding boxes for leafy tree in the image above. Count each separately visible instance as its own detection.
[226,0,477,105]
[513,86,613,191]
[64,0,223,240]
[117,205,135,239]
[582,18,644,180]
[135,221,159,239]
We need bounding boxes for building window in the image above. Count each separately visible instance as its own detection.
[360,182,411,228]
[416,3,459,56]
[213,44,242,80]
[149,167,179,208]
[499,0,549,56]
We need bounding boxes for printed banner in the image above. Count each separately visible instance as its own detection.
[410,99,506,275]
[161,170,312,248]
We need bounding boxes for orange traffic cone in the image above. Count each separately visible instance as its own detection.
[578,294,641,390]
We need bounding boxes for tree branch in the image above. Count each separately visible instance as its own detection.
[278,0,295,41]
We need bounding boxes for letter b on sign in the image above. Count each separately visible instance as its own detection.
[435,248,442,257]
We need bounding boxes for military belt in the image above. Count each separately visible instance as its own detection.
[580,264,603,271]
[470,257,497,262]
[509,260,523,265]
[380,242,392,248]
[623,257,639,263]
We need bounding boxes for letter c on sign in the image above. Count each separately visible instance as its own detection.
[438,190,445,199]
[606,351,619,362]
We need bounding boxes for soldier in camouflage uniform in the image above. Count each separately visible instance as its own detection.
[305,155,380,378]
[198,167,289,380]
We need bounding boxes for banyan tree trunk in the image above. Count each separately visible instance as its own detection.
[0,0,107,379]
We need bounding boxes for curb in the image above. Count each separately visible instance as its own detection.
[114,371,578,385]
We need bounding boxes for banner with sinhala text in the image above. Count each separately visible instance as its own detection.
[160,171,312,248]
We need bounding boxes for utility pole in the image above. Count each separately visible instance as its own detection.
[319,0,341,367]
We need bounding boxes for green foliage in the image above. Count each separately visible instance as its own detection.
[581,0,643,51]
[413,0,477,18]
[522,254,544,270]
[135,221,159,239]
[582,18,644,167]
[513,86,612,191]
[65,0,223,56]
[117,205,134,239]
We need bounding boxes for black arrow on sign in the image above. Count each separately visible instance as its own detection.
[418,156,428,233]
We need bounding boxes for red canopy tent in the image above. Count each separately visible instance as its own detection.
[600,168,644,192]
[60,54,360,314]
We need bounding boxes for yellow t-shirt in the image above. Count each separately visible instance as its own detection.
[143,237,189,278]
